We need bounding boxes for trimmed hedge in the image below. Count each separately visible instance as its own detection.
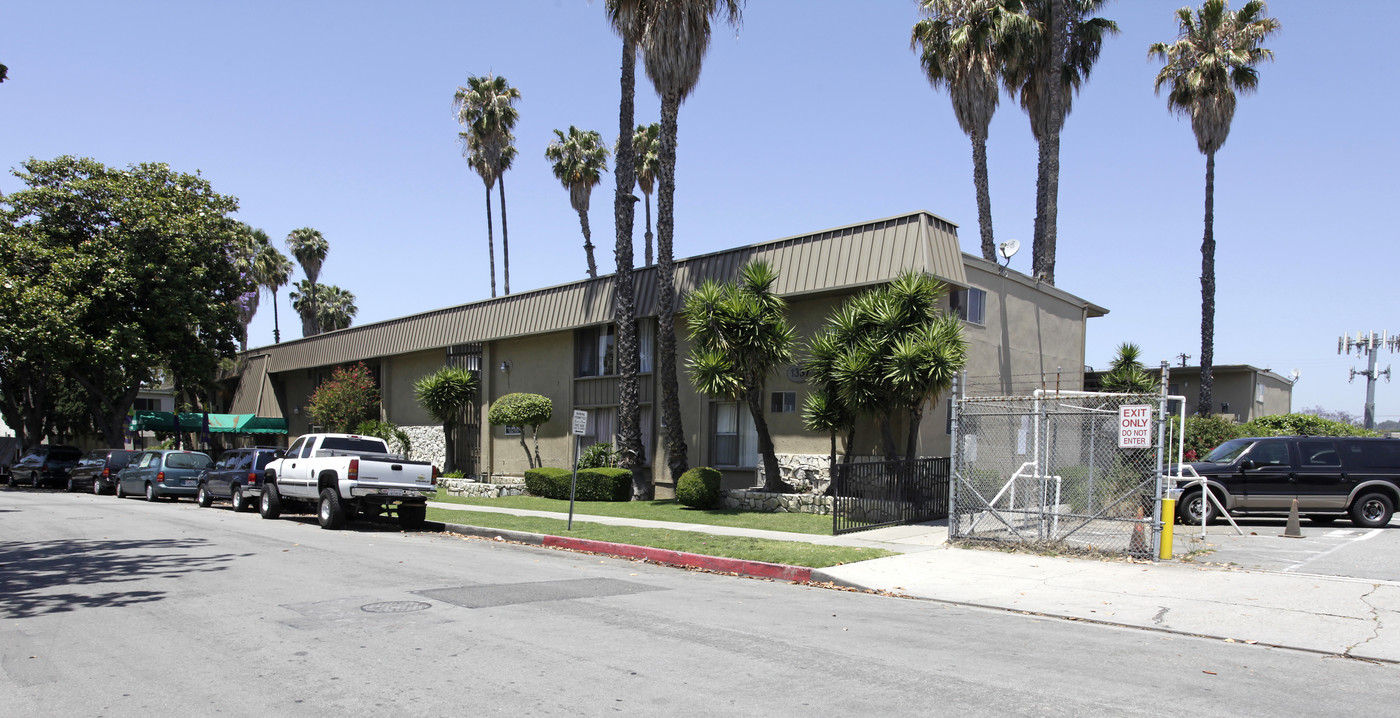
[676,467,722,509]
[523,466,632,502]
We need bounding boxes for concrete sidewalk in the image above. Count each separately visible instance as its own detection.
[426,501,1400,663]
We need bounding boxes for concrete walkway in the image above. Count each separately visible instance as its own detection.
[425,501,1400,663]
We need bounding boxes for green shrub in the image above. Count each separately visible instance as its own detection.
[523,467,632,502]
[1240,413,1379,438]
[441,470,467,479]
[1173,414,1242,460]
[676,467,722,509]
[307,363,380,432]
[578,442,618,469]
[355,419,412,458]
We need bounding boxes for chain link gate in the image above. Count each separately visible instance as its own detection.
[950,391,1166,558]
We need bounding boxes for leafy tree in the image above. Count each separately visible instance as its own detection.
[230,224,269,351]
[0,156,244,447]
[413,366,479,473]
[1151,0,1279,416]
[913,0,1029,262]
[545,126,610,279]
[252,240,294,344]
[1100,342,1159,393]
[355,419,412,459]
[684,260,796,492]
[805,272,968,460]
[488,393,553,469]
[632,122,661,266]
[1300,406,1363,427]
[306,363,380,432]
[285,227,328,337]
[639,0,745,484]
[1174,413,1240,460]
[1004,0,1118,284]
[289,280,357,333]
[454,74,521,296]
[1241,414,1378,438]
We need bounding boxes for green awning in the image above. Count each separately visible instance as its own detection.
[129,411,287,434]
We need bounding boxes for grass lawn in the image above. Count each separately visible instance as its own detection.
[424,507,894,568]
[432,489,834,535]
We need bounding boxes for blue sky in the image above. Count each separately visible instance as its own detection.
[3,1,1396,420]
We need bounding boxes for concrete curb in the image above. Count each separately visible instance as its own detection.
[427,520,812,582]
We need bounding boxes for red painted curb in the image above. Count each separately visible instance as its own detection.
[541,535,813,582]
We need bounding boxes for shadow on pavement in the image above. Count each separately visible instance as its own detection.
[0,538,244,619]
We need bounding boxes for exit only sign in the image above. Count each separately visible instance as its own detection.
[1118,405,1153,448]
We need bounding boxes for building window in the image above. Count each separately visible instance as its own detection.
[575,325,617,378]
[133,397,162,412]
[1256,384,1265,403]
[770,391,796,413]
[711,402,758,468]
[582,407,616,448]
[951,287,986,325]
[639,320,654,374]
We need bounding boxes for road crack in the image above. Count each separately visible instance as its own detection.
[1343,584,1383,657]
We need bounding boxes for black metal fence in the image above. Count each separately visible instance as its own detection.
[833,457,950,535]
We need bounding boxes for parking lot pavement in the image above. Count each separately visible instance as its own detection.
[1172,516,1400,582]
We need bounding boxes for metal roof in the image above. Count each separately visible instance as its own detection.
[249,211,974,374]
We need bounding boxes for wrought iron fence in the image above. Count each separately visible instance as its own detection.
[950,392,1164,557]
[833,457,950,535]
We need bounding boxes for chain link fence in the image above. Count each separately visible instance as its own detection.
[950,392,1165,558]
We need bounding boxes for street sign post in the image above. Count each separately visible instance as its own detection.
[568,410,587,529]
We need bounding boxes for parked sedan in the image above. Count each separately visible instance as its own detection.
[196,446,284,512]
[115,450,214,501]
[68,449,140,494]
[7,445,83,488]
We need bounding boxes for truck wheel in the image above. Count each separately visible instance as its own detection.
[398,504,427,531]
[260,485,282,519]
[318,489,346,530]
[1178,489,1218,525]
[196,484,213,508]
[93,479,103,495]
[67,477,78,492]
[1350,492,1395,529]
[145,483,159,502]
[230,486,248,513]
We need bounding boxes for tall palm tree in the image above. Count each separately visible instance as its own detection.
[607,0,648,495]
[285,227,328,337]
[454,74,521,296]
[640,0,743,483]
[253,242,294,344]
[459,130,499,298]
[632,122,661,266]
[1004,0,1117,284]
[1151,0,1279,416]
[496,137,518,295]
[913,1,1027,262]
[289,281,357,333]
[545,126,610,279]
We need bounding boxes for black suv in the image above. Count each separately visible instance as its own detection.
[196,446,284,512]
[7,445,83,488]
[69,449,140,494]
[1179,436,1400,528]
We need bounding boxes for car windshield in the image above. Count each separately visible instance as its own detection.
[50,448,82,460]
[318,437,390,455]
[1203,439,1254,463]
[165,453,212,470]
[108,452,135,469]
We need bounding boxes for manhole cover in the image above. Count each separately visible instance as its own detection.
[360,601,432,614]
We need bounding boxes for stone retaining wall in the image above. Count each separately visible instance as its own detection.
[401,425,443,469]
[721,489,833,516]
[439,476,527,499]
[756,453,833,495]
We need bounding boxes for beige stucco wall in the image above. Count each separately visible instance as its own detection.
[277,369,318,438]
[381,348,446,426]
[487,331,575,477]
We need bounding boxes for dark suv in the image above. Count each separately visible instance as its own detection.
[7,445,83,488]
[196,446,284,512]
[1179,436,1400,528]
[69,449,140,494]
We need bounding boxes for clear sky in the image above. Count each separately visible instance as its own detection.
[3,1,1396,421]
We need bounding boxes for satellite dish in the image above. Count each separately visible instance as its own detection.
[1289,369,1300,383]
[998,239,1021,260]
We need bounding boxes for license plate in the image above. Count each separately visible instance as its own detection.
[182,479,196,486]
[381,489,406,496]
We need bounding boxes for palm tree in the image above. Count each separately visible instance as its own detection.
[284,227,328,337]
[231,224,270,351]
[289,281,357,333]
[459,130,499,298]
[912,1,1027,262]
[640,0,744,483]
[1004,0,1117,284]
[253,242,294,344]
[454,74,521,296]
[413,366,479,474]
[1151,0,1279,417]
[684,260,796,492]
[545,126,610,279]
[632,122,661,266]
[607,0,649,494]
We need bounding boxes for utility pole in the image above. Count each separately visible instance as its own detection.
[1339,330,1399,430]
[1176,353,1191,368]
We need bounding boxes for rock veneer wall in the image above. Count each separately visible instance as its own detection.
[402,425,445,471]
[721,489,834,516]
[438,476,527,498]
[755,453,833,495]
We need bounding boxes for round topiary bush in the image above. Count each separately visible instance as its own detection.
[676,467,722,509]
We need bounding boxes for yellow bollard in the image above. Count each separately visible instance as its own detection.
[1159,498,1176,559]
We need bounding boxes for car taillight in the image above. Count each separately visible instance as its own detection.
[348,459,359,481]
[102,468,110,478]
[432,466,439,486]
[248,472,258,485]
[156,471,165,482]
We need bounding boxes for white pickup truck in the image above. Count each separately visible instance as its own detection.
[259,433,438,530]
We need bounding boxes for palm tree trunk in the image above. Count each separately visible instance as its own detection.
[644,195,654,266]
[905,406,924,460]
[1198,150,1216,416]
[271,288,282,343]
[843,426,856,464]
[748,387,786,493]
[442,421,456,474]
[880,415,898,462]
[498,175,510,295]
[484,184,497,298]
[613,37,645,499]
[578,207,598,279]
[971,128,996,262]
[309,280,319,337]
[657,91,689,482]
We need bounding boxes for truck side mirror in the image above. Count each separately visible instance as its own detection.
[1239,459,1256,472]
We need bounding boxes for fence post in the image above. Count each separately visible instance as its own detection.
[949,373,962,539]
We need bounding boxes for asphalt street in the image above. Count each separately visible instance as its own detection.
[1174,515,1400,580]
[3,487,1398,717]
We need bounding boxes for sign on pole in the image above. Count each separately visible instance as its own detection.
[1118,404,1153,448]
[571,409,588,436]
[568,410,587,529]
